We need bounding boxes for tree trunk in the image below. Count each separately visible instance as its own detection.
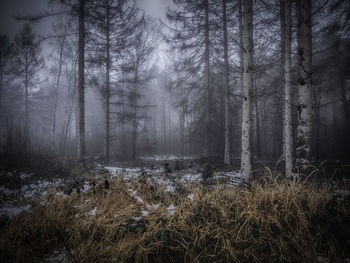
[296,0,312,172]
[24,47,29,153]
[204,0,211,158]
[254,90,261,159]
[283,0,293,177]
[77,0,85,161]
[280,0,285,156]
[162,100,166,154]
[121,86,127,158]
[132,97,137,161]
[223,0,231,165]
[0,49,3,113]
[240,0,254,182]
[180,106,185,155]
[168,102,171,154]
[52,37,65,154]
[132,66,139,161]
[61,66,77,155]
[104,4,110,162]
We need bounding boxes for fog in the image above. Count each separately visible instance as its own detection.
[1,1,350,261]
[0,0,349,166]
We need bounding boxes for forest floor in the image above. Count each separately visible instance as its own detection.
[0,155,349,262]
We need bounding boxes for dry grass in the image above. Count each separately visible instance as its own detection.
[0,173,349,263]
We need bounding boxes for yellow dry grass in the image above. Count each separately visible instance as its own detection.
[0,173,349,263]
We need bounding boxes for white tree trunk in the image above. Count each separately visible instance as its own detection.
[296,0,312,172]
[240,0,254,182]
[284,0,293,177]
[223,0,231,165]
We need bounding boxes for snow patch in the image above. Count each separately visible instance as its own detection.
[86,207,97,216]
[20,173,31,180]
[0,186,15,196]
[0,204,31,218]
[167,204,176,215]
[46,250,69,263]
[139,155,199,161]
[134,196,144,203]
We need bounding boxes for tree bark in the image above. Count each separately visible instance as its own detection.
[254,88,261,159]
[283,0,293,177]
[0,49,3,113]
[296,0,312,172]
[132,65,139,161]
[204,0,211,158]
[223,0,231,165]
[77,0,85,161]
[240,0,254,182]
[24,46,29,153]
[104,4,110,162]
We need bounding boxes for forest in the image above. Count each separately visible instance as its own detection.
[0,0,349,262]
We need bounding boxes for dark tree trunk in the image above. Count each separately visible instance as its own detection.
[77,0,85,161]
[204,0,211,158]
[104,4,110,162]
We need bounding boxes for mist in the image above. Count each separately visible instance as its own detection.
[0,0,350,262]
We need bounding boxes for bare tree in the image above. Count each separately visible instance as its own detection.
[296,0,312,172]
[77,0,85,161]
[222,0,231,165]
[240,0,254,182]
[14,24,43,153]
[283,0,293,177]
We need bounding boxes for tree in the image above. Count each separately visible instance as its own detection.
[167,0,213,158]
[222,0,231,165]
[0,35,14,114]
[88,0,141,162]
[296,0,312,172]
[77,0,86,161]
[283,0,293,177]
[15,23,43,153]
[52,35,66,153]
[240,0,254,182]
[121,17,156,160]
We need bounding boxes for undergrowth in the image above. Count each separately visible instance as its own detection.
[0,174,349,263]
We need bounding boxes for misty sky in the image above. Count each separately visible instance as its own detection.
[0,0,173,69]
[0,0,173,39]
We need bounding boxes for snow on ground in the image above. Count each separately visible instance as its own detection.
[86,207,97,216]
[0,161,242,219]
[0,185,15,196]
[139,155,199,162]
[0,176,66,218]
[45,250,69,263]
[167,204,177,215]
[0,204,31,218]
[105,166,141,179]
[20,172,32,180]
[180,173,202,184]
